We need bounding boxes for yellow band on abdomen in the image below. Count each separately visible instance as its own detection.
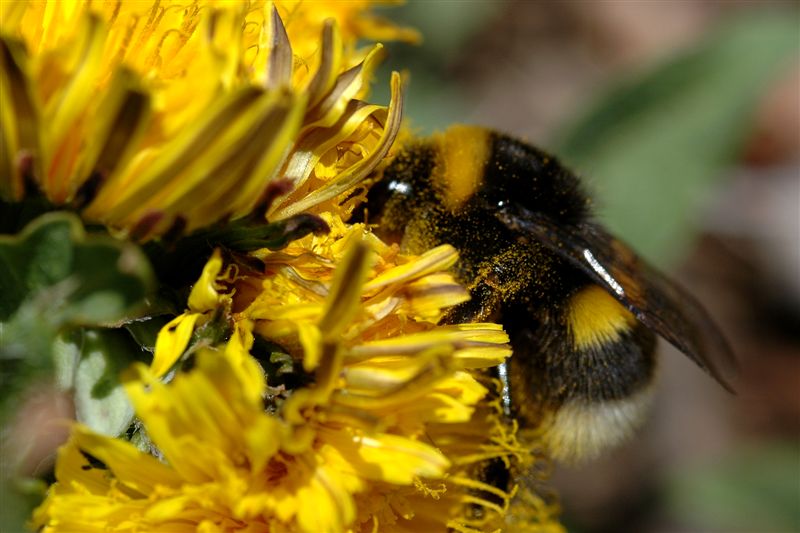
[567,284,637,349]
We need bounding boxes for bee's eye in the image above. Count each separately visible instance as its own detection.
[350,177,412,225]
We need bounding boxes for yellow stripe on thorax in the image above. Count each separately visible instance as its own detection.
[433,125,490,211]
[567,285,637,349]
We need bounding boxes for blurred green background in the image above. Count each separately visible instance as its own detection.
[375,1,799,532]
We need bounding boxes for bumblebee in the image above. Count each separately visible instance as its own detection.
[353,125,735,463]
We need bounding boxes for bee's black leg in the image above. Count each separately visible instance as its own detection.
[496,360,512,417]
[439,278,516,513]
[440,279,503,325]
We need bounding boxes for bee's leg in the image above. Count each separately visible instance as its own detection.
[440,279,503,324]
[460,370,515,522]
[437,255,526,512]
[496,359,512,417]
[441,243,543,421]
[440,277,512,421]
[441,242,538,325]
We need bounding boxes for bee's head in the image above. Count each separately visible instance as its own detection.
[349,143,435,244]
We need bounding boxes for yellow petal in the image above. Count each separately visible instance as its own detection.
[71,424,182,494]
[304,44,387,130]
[399,273,470,319]
[349,324,510,361]
[317,239,373,343]
[0,36,41,201]
[322,428,450,485]
[363,244,459,293]
[187,249,225,312]
[271,72,405,219]
[223,321,267,407]
[151,313,200,377]
[43,13,107,202]
[297,322,323,371]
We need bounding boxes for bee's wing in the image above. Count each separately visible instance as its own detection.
[496,207,737,392]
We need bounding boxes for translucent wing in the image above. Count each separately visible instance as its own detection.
[496,206,737,392]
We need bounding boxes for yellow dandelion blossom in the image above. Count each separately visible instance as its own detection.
[1,0,405,238]
[33,235,525,532]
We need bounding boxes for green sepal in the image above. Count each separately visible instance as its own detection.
[144,213,329,289]
[209,213,330,252]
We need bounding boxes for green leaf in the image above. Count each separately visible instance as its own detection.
[0,212,154,420]
[0,214,74,321]
[557,12,798,263]
[664,442,800,532]
[68,329,140,436]
[0,212,154,323]
[0,476,46,533]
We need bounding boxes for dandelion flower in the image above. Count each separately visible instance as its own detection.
[1,0,407,239]
[33,233,544,532]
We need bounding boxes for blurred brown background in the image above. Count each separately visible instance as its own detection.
[377,1,800,531]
